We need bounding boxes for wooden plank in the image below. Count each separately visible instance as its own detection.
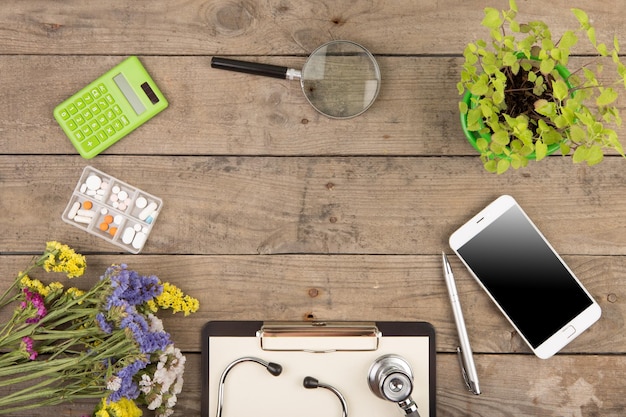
[3,353,624,416]
[1,155,625,255]
[1,56,625,156]
[1,254,623,353]
[0,0,621,55]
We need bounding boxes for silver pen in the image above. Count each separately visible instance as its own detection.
[442,252,481,395]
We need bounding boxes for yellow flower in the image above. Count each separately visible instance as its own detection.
[95,397,142,417]
[153,282,200,316]
[20,275,64,298]
[41,241,86,278]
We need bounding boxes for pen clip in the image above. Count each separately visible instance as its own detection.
[456,346,472,392]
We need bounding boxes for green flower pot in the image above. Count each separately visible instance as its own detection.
[460,60,573,160]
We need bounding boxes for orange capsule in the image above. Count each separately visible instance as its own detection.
[83,200,93,210]
[99,222,108,231]
[104,215,114,224]
[109,227,118,236]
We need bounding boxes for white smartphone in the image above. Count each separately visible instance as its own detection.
[449,195,601,359]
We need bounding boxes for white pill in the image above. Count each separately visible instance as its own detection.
[138,202,158,221]
[118,202,127,211]
[85,175,102,191]
[86,190,97,196]
[67,202,80,220]
[110,193,118,202]
[112,185,121,194]
[122,227,135,244]
[133,224,142,232]
[135,196,148,209]
[132,232,147,249]
[101,208,108,215]
[95,195,103,201]
[114,215,123,224]
[112,201,119,209]
[96,189,106,195]
[100,181,109,190]
[80,184,87,193]
[76,209,96,217]
[142,226,149,234]
[118,190,128,201]
[73,215,93,224]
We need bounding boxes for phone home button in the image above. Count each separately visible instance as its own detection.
[564,325,576,338]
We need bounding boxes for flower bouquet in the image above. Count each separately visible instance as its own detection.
[0,241,199,417]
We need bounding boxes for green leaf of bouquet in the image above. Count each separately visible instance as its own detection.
[482,8,503,29]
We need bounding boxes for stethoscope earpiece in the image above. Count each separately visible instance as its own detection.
[303,376,348,417]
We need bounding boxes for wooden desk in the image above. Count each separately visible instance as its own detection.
[0,1,624,415]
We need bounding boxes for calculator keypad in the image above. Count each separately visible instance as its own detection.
[58,83,130,154]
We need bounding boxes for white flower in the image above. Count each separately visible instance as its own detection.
[147,313,164,332]
[139,373,154,395]
[106,376,122,391]
[148,393,163,410]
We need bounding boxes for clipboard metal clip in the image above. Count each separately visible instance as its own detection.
[257,321,381,352]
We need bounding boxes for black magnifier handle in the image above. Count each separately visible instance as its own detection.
[211,57,290,80]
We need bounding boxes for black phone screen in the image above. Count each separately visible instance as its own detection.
[457,205,593,348]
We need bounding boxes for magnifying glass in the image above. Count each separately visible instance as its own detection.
[211,40,381,119]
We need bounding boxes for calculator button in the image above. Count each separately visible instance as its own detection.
[97,114,108,125]
[97,130,108,142]
[82,109,93,120]
[105,110,116,120]
[81,137,100,153]
[75,99,86,110]
[91,88,101,99]
[112,119,124,131]
[66,120,78,131]
[98,98,109,110]
[67,104,78,115]
[75,114,85,126]
[89,103,101,115]
[89,120,100,131]
[82,92,94,104]
[105,94,115,105]
[59,109,70,120]
[120,115,130,126]
[99,84,108,94]
[81,125,93,136]
[112,105,122,115]
[74,130,86,142]
[104,125,116,136]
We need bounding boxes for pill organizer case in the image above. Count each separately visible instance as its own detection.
[62,166,162,254]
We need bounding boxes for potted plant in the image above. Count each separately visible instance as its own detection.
[458,0,626,174]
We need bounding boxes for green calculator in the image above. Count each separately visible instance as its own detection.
[54,56,168,159]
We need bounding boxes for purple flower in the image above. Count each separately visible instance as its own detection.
[102,264,162,309]
[120,309,170,354]
[21,288,47,324]
[108,359,146,402]
[21,336,38,360]
[96,313,113,334]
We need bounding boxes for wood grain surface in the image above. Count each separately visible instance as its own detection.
[1,0,625,416]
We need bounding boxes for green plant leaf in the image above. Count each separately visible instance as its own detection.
[572,146,589,163]
[560,30,578,49]
[484,160,497,173]
[586,146,604,165]
[497,159,511,174]
[560,142,571,155]
[482,8,503,30]
[597,88,618,106]
[458,101,468,114]
[476,137,489,152]
[540,58,555,75]
[572,8,590,29]
[535,140,548,161]
[491,130,510,146]
[509,0,518,12]
[553,79,569,101]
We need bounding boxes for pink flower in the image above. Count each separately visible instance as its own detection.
[21,337,38,360]
[21,288,47,324]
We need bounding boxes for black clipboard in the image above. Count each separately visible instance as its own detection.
[201,321,436,417]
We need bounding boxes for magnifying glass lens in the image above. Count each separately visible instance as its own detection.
[301,41,380,119]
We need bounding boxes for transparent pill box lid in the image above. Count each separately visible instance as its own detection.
[62,166,163,254]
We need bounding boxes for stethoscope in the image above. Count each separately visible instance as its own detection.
[215,354,420,417]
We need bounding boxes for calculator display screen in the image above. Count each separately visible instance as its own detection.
[113,73,147,115]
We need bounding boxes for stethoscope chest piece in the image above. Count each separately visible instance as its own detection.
[368,354,421,417]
